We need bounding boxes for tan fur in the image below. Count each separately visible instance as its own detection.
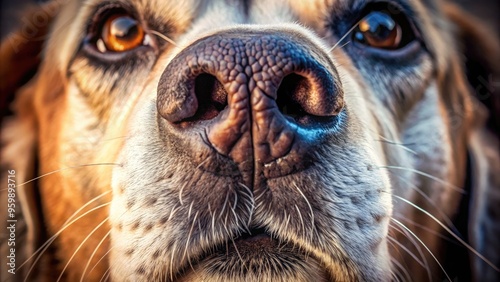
[1,0,499,281]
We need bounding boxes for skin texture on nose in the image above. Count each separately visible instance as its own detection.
[157,30,343,187]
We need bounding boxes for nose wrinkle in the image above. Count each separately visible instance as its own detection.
[207,37,285,164]
[208,68,252,164]
[206,35,337,162]
[157,31,343,181]
[251,91,295,162]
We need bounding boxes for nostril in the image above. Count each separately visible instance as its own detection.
[276,74,310,122]
[191,74,228,121]
[158,33,343,128]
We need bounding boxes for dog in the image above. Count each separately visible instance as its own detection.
[1,0,499,281]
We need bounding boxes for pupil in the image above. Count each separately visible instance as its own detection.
[111,17,138,39]
[363,12,395,37]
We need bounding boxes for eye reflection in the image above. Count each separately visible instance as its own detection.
[99,14,145,52]
[353,11,405,49]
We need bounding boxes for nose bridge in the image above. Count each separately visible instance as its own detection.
[157,29,343,183]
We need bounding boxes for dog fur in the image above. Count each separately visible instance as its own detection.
[1,0,499,281]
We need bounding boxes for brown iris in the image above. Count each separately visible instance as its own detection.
[101,14,144,52]
[354,11,402,49]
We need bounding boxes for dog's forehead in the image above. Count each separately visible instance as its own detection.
[76,0,432,20]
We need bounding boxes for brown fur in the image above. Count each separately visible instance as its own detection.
[1,0,499,281]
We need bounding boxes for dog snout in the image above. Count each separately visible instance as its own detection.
[157,30,344,181]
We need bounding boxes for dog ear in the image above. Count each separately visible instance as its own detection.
[0,2,60,279]
[443,3,500,280]
[443,2,500,137]
[0,1,60,118]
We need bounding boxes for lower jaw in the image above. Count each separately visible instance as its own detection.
[176,258,329,282]
[176,237,330,282]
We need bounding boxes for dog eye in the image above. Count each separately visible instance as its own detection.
[97,14,145,52]
[353,10,414,49]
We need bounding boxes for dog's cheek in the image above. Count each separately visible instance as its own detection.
[307,147,394,280]
[402,82,462,201]
[310,67,394,227]
[386,81,465,277]
[108,100,171,279]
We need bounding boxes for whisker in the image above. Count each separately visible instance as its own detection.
[231,190,239,223]
[293,183,315,241]
[88,246,114,277]
[99,266,111,282]
[254,189,266,204]
[380,165,464,194]
[238,183,255,227]
[397,217,456,244]
[230,236,247,273]
[26,192,110,271]
[354,118,417,155]
[337,40,351,49]
[387,234,426,268]
[391,174,459,233]
[294,204,306,239]
[17,163,121,188]
[219,192,230,219]
[375,139,417,155]
[181,211,199,271]
[386,239,409,282]
[80,229,112,282]
[57,218,109,282]
[18,190,111,271]
[389,270,400,282]
[65,191,112,223]
[150,30,178,47]
[169,242,178,281]
[187,202,194,219]
[196,156,212,170]
[208,203,216,241]
[23,203,111,281]
[178,181,190,206]
[390,222,431,281]
[391,218,452,282]
[329,20,362,52]
[283,210,291,237]
[389,256,411,282]
[393,194,500,272]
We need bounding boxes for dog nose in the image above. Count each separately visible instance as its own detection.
[157,31,343,178]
